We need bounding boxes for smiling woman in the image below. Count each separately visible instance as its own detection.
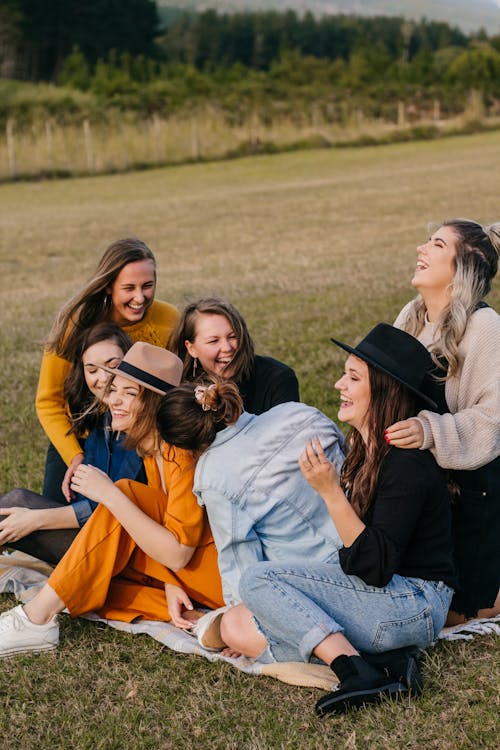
[0,343,224,659]
[36,238,179,503]
[169,297,300,415]
[0,323,145,564]
[388,218,500,623]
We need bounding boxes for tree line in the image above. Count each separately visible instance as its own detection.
[1,2,500,128]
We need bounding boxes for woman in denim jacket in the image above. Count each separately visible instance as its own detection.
[155,385,345,614]
[157,325,456,715]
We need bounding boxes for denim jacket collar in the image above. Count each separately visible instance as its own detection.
[209,412,254,449]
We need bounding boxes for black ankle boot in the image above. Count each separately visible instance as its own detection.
[315,654,408,716]
[361,646,423,695]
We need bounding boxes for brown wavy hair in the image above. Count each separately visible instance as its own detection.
[341,366,420,518]
[168,297,255,383]
[156,377,243,453]
[66,323,132,437]
[46,237,156,362]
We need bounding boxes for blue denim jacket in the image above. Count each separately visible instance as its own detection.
[193,403,346,605]
[71,412,145,526]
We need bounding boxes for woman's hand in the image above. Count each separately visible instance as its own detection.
[0,507,39,543]
[70,464,115,505]
[62,453,85,502]
[299,437,340,496]
[165,584,196,629]
[385,418,424,449]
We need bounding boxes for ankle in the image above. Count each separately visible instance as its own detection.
[22,605,55,626]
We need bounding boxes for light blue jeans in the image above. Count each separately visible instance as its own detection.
[239,559,453,664]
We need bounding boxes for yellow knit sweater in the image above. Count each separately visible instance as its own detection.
[36,299,179,465]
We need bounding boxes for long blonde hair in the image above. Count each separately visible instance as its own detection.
[401,219,499,377]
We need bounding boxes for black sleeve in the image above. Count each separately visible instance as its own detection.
[338,450,428,587]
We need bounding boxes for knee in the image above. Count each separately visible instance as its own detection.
[239,563,272,610]
[0,488,27,508]
[220,604,265,658]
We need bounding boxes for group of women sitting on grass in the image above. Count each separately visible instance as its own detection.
[0,219,498,717]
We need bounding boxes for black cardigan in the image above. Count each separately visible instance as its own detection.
[238,355,300,415]
[339,448,457,589]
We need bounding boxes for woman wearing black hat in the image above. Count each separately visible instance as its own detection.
[155,324,456,715]
[387,219,500,624]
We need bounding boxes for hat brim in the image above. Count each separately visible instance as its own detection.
[100,361,176,395]
[330,337,437,410]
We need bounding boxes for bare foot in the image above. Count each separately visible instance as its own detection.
[182,609,207,624]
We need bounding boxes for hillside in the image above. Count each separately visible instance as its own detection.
[158,1,500,34]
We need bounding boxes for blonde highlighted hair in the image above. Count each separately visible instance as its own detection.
[401,219,499,377]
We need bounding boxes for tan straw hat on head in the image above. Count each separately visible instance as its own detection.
[104,341,183,394]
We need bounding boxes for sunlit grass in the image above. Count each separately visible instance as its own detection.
[0,131,499,747]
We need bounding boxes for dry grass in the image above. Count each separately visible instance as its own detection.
[2,105,500,181]
[0,131,499,748]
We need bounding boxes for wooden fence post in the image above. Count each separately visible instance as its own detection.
[191,115,200,160]
[45,119,54,171]
[6,118,16,178]
[83,118,94,171]
[397,101,406,128]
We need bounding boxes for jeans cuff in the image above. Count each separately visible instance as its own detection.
[298,621,342,662]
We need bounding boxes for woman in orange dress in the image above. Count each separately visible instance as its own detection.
[0,343,223,656]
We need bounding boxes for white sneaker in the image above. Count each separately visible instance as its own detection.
[191,605,231,651]
[0,605,59,658]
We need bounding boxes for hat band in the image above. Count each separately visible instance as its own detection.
[359,340,426,390]
[118,360,175,393]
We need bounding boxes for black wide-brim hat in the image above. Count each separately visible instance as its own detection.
[330,323,437,409]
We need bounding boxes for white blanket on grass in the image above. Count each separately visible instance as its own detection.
[2,550,498,678]
[0,550,336,690]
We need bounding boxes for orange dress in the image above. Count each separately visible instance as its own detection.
[48,445,224,622]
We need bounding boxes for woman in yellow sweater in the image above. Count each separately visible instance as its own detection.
[36,237,179,502]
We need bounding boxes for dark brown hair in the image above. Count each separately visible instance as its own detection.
[66,323,132,436]
[168,297,255,382]
[47,237,156,362]
[156,378,243,453]
[341,365,420,518]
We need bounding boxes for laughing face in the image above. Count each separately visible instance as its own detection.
[82,339,125,399]
[108,259,156,326]
[411,225,457,295]
[107,374,141,432]
[185,313,239,378]
[335,354,371,442]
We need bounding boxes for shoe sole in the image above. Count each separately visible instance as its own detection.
[315,681,408,716]
[0,643,58,658]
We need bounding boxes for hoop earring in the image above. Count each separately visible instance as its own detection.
[192,357,198,378]
[103,294,110,312]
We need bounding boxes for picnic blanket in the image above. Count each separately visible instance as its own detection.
[0,550,336,690]
[2,550,498,680]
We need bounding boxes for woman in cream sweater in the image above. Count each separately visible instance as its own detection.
[386,218,499,623]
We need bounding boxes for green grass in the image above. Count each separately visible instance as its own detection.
[0,131,499,748]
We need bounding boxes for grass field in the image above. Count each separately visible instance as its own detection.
[0,130,499,748]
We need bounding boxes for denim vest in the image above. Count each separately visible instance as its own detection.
[193,403,346,605]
